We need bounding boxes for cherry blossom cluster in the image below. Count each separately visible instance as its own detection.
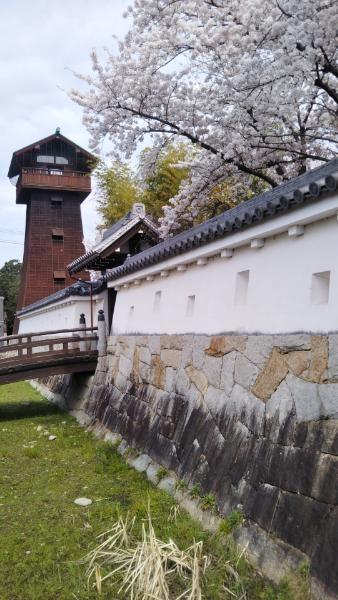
[71,0,337,236]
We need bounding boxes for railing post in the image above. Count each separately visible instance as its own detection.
[97,309,107,357]
[79,313,87,352]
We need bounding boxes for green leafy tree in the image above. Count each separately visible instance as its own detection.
[94,144,189,227]
[95,144,267,235]
[195,177,268,225]
[0,259,22,335]
[140,144,189,220]
[95,160,139,227]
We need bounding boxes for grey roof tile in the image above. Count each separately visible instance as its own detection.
[17,280,105,316]
[104,158,338,282]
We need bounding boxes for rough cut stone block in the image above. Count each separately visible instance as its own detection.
[328,335,338,380]
[234,353,259,390]
[244,336,275,368]
[160,418,175,438]
[192,335,209,369]
[175,368,190,396]
[109,355,119,377]
[251,348,288,401]
[187,384,203,407]
[150,355,166,388]
[139,361,151,383]
[131,454,152,472]
[161,349,182,369]
[148,335,161,356]
[158,475,176,495]
[229,384,265,435]
[310,453,338,504]
[181,336,193,367]
[204,385,225,414]
[146,463,160,484]
[114,373,130,393]
[164,367,177,393]
[273,334,311,351]
[286,375,320,422]
[220,351,236,395]
[234,522,306,586]
[205,335,246,357]
[104,431,122,445]
[305,336,328,382]
[94,370,107,386]
[317,384,338,419]
[160,334,172,349]
[203,355,222,388]
[117,440,129,455]
[118,338,135,360]
[283,351,309,377]
[97,356,108,371]
[185,365,208,395]
[304,420,338,455]
[119,355,132,378]
[169,335,185,350]
[139,346,152,365]
[265,380,294,443]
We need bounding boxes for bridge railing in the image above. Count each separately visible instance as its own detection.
[0,327,98,364]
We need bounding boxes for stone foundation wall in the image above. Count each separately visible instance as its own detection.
[43,333,338,599]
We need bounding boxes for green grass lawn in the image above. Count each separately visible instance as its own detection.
[0,382,306,599]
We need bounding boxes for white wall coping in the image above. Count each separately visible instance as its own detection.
[17,295,90,321]
[107,193,338,289]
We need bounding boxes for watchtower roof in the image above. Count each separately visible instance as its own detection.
[8,131,96,178]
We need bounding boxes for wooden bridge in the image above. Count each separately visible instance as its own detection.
[0,327,99,385]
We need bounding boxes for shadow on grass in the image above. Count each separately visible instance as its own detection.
[0,401,61,421]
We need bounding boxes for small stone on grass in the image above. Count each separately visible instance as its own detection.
[74,497,92,507]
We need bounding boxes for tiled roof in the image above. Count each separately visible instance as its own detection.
[104,158,338,282]
[17,280,105,316]
[67,208,158,274]
[101,211,137,240]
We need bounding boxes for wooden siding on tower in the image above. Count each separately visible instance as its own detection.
[16,191,89,313]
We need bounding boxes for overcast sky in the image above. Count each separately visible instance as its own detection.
[0,0,129,267]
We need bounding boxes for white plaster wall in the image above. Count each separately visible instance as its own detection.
[17,290,110,335]
[110,215,338,335]
[18,297,92,334]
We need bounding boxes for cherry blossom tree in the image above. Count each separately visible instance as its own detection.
[72,0,338,236]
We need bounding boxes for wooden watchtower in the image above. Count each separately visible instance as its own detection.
[8,130,94,328]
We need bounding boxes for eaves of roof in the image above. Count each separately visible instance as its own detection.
[17,279,105,316]
[8,132,95,178]
[68,214,159,274]
[104,158,338,283]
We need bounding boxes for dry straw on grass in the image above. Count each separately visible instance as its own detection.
[81,512,210,599]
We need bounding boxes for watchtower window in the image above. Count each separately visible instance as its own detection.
[52,228,64,242]
[36,155,68,165]
[37,155,54,164]
[53,271,66,284]
[51,196,63,208]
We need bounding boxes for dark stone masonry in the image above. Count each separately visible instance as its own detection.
[42,333,338,599]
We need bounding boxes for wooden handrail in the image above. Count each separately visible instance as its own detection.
[0,327,97,344]
[0,334,98,355]
[0,313,107,384]
[21,167,89,177]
